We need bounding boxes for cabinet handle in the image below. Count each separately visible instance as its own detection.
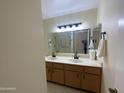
[77,73,79,78]
[83,74,85,79]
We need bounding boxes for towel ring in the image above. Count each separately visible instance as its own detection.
[101,32,106,40]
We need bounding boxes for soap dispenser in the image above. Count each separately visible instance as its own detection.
[89,39,95,60]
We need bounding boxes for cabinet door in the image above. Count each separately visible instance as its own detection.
[46,68,52,81]
[65,71,81,88]
[52,69,64,84]
[81,73,101,93]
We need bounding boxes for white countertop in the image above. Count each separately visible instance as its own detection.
[45,56,102,68]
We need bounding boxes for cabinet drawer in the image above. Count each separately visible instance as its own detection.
[84,67,101,75]
[46,62,53,68]
[64,64,83,72]
[53,63,64,69]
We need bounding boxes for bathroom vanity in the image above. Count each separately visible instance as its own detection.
[45,56,102,93]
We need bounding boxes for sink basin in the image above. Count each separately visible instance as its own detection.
[46,56,67,60]
[46,56,84,63]
[68,59,83,63]
[47,56,58,60]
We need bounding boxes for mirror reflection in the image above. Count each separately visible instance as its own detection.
[48,28,100,54]
[49,29,90,54]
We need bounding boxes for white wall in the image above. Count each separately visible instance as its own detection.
[43,8,98,55]
[0,0,47,93]
[115,0,124,93]
[98,0,119,93]
[44,8,97,33]
[42,0,99,19]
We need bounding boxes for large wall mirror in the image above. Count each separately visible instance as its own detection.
[48,28,101,54]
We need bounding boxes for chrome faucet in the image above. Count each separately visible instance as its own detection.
[52,52,56,57]
[74,51,79,59]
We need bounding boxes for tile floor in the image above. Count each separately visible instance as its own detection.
[47,82,88,93]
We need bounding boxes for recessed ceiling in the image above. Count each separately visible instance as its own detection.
[42,0,99,19]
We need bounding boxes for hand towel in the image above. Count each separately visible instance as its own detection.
[97,39,106,57]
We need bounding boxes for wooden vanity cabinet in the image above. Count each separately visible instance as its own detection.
[81,67,102,93]
[46,62,64,84]
[81,73,101,93]
[46,62,52,81]
[65,71,81,88]
[64,65,83,88]
[46,62,102,93]
[52,63,64,84]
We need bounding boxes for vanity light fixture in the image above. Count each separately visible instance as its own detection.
[56,22,83,32]
[69,25,72,28]
[74,23,78,26]
[57,23,82,29]
[64,25,67,28]
[58,26,62,29]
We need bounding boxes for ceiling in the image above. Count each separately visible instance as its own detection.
[42,0,99,19]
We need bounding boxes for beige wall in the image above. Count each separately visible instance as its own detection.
[98,0,119,93]
[0,0,47,93]
[43,8,98,55]
[115,0,124,92]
